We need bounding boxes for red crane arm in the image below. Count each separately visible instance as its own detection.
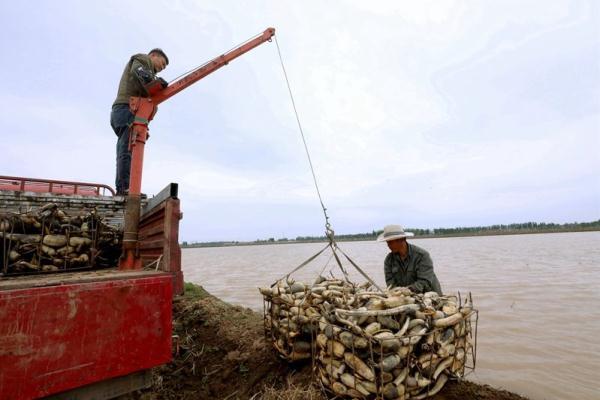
[151,27,275,105]
[119,27,276,271]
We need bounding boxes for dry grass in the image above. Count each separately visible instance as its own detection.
[254,379,325,400]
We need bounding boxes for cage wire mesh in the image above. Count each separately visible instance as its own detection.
[1,203,122,276]
[261,276,478,400]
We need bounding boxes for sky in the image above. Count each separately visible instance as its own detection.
[0,1,598,242]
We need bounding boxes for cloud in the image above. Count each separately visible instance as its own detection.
[0,1,598,241]
[0,94,115,184]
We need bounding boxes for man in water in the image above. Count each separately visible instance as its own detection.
[111,48,169,195]
[378,224,442,295]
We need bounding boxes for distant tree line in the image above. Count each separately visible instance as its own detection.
[181,219,600,247]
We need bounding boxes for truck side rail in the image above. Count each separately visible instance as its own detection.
[0,175,115,196]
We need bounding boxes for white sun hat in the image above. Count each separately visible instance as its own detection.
[376,224,414,242]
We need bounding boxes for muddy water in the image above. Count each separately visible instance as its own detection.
[183,231,600,400]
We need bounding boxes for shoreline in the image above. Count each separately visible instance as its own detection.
[182,227,599,248]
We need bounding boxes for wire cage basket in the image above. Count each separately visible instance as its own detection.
[0,203,122,276]
[261,276,478,400]
[314,306,478,399]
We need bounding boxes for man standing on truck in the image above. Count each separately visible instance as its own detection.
[378,224,442,295]
[111,49,169,195]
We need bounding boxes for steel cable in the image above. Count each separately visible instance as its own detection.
[167,31,266,84]
[273,36,382,292]
[274,36,332,236]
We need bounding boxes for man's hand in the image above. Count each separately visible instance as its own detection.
[158,77,168,89]
[134,66,154,84]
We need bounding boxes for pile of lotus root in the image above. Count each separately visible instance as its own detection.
[260,277,476,399]
[1,203,122,275]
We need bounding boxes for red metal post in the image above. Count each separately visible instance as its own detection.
[119,98,157,270]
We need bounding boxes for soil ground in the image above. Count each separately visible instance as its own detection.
[134,283,529,400]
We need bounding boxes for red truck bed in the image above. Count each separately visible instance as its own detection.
[0,181,183,399]
[0,270,173,399]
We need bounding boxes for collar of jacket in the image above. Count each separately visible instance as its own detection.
[392,242,413,262]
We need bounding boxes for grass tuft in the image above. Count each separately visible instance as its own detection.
[183,282,209,299]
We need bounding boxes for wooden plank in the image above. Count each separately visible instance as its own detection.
[163,198,183,294]
[138,201,165,222]
[0,269,167,291]
[138,239,165,250]
[141,183,178,217]
[139,223,166,239]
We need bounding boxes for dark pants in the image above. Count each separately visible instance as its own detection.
[110,104,134,195]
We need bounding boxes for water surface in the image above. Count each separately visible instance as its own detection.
[183,232,600,400]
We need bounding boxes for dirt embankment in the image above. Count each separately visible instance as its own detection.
[135,284,529,400]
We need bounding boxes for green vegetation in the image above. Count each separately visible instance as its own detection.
[183,282,210,299]
[181,219,600,248]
